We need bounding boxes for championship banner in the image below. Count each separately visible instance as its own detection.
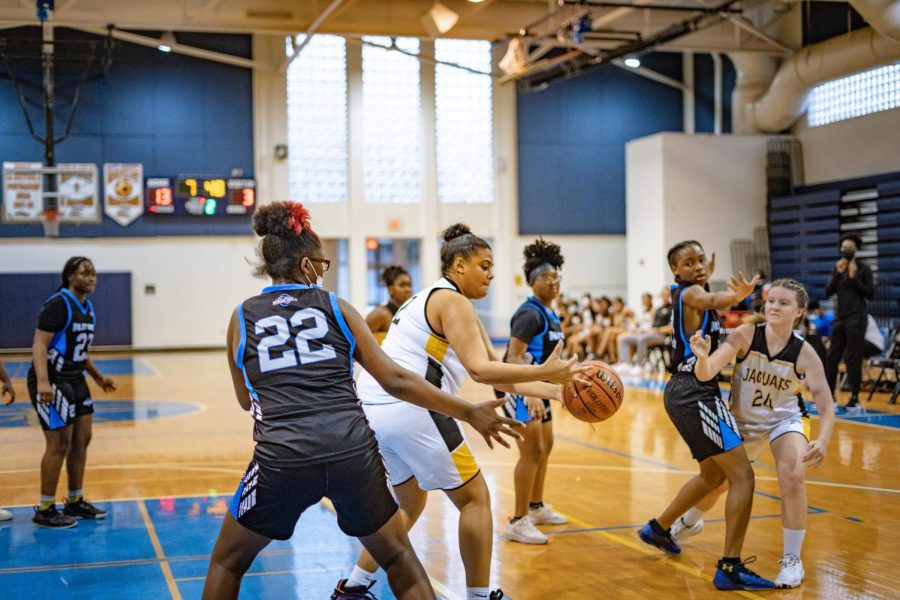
[1,162,43,223]
[103,163,144,226]
[58,163,100,223]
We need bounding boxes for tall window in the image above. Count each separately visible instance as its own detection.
[362,37,422,203]
[286,35,348,203]
[808,64,900,127]
[435,39,493,204]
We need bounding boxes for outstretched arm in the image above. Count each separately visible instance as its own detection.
[690,324,754,382]
[341,299,523,448]
[478,320,562,402]
[436,291,584,386]
[682,272,760,312]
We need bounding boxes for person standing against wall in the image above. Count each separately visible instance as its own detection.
[824,233,874,411]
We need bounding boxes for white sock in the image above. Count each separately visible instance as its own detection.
[682,507,707,527]
[68,489,83,501]
[783,528,805,558]
[467,587,491,600]
[346,565,377,589]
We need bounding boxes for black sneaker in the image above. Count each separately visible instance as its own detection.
[63,498,107,519]
[331,579,377,600]
[32,505,77,529]
[713,556,775,590]
[489,590,505,600]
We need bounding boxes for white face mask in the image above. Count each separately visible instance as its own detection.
[302,258,324,288]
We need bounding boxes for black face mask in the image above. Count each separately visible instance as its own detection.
[841,248,856,259]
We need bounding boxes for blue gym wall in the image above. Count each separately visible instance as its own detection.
[0,27,254,238]
[517,52,735,235]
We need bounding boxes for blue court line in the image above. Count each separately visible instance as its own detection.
[546,509,826,536]
[844,516,864,523]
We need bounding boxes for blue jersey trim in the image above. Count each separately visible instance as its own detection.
[60,288,92,316]
[329,293,356,378]
[229,479,245,520]
[235,303,261,405]
[677,285,708,360]
[47,292,72,355]
[261,283,314,293]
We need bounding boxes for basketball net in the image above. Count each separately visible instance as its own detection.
[41,208,60,237]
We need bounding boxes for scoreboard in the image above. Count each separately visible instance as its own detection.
[146,177,255,216]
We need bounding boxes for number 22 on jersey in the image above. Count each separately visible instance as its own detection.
[256,307,336,372]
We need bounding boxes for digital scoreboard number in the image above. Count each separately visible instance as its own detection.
[145,176,255,216]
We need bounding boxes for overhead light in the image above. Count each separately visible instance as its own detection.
[158,31,176,53]
[624,56,641,68]
[422,2,459,36]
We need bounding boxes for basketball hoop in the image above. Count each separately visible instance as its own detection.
[41,208,60,237]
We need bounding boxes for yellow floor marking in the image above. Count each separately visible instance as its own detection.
[138,499,183,600]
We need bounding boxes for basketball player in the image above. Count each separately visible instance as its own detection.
[636,241,774,590]
[29,257,116,529]
[338,224,586,600]
[500,238,568,545]
[202,204,522,600]
[668,279,835,589]
[0,358,14,521]
[366,265,413,344]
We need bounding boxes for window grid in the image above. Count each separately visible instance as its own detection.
[286,35,348,203]
[808,63,900,127]
[362,36,422,204]
[435,39,494,204]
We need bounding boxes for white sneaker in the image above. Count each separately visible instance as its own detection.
[774,554,804,589]
[505,516,548,544]
[529,504,568,525]
[0,508,12,521]
[628,364,643,377]
[612,362,631,373]
[669,517,703,542]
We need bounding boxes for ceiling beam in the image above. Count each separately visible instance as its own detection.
[70,26,267,70]
[279,0,348,72]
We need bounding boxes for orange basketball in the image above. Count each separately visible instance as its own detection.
[562,360,624,423]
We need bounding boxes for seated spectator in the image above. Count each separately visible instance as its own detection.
[615,287,672,375]
[597,297,635,363]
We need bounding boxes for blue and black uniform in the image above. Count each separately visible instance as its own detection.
[28,289,97,431]
[497,296,565,423]
[230,283,397,540]
[664,282,742,462]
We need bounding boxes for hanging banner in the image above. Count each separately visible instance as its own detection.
[58,163,100,223]
[103,163,144,226]
[1,162,44,223]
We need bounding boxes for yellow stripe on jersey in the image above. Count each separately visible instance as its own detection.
[802,416,811,439]
[450,442,480,484]
[374,331,387,346]
[425,333,449,362]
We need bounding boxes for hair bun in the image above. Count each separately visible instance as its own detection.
[442,223,472,243]
[253,201,312,237]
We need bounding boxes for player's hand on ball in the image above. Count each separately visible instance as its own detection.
[540,341,592,385]
[466,398,524,449]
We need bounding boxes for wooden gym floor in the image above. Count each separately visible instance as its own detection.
[0,351,898,599]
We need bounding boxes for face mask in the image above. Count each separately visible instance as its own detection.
[841,248,855,259]
[302,259,324,288]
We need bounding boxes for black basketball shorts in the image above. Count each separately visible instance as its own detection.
[230,445,399,540]
[664,373,743,463]
[28,373,93,431]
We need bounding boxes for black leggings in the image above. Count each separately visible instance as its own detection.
[825,316,866,397]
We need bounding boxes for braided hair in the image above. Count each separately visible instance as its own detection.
[60,257,93,290]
